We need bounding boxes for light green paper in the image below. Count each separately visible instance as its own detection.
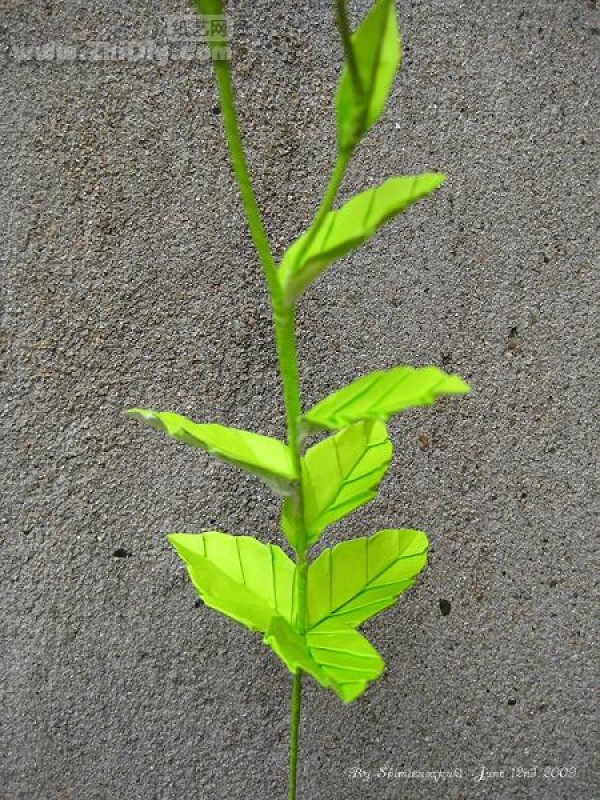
[281,420,392,547]
[336,0,401,153]
[307,528,429,628]
[169,531,296,629]
[168,532,385,703]
[126,409,297,494]
[303,365,471,432]
[279,174,445,302]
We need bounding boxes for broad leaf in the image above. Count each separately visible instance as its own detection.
[168,532,296,629]
[336,0,401,153]
[279,174,445,301]
[303,366,470,432]
[126,409,297,494]
[307,528,429,629]
[282,421,392,546]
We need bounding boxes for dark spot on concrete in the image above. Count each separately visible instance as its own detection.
[194,598,204,608]
[211,105,221,114]
[417,432,430,451]
[506,326,519,352]
[507,697,517,706]
[439,598,452,616]
[112,547,131,558]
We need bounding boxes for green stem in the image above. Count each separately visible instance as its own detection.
[212,60,282,308]
[334,0,362,98]
[208,30,351,800]
[210,54,308,800]
[288,670,302,800]
[292,150,350,278]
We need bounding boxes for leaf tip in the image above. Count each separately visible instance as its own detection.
[124,407,149,422]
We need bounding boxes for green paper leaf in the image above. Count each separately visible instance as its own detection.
[282,421,392,546]
[306,620,384,702]
[303,366,471,433]
[126,409,297,494]
[168,532,296,629]
[266,617,383,703]
[307,528,429,629]
[169,532,380,702]
[336,0,401,153]
[279,174,445,301]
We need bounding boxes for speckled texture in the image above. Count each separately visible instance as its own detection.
[1,1,597,798]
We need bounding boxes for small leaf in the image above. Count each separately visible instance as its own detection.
[307,620,384,702]
[267,617,384,703]
[303,365,470,433]
[279,174,445,301]
[126,409,297,494]
[336,0,401,153]
[168,532,296,630]
[265,616,333,693]
[282,421,392,546]
[307,528,429,629]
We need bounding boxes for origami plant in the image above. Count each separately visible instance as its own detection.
[126,1,469,797]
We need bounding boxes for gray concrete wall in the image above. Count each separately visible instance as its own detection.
[1,1,597,798]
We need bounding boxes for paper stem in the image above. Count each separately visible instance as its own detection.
[208,15,351,798]
[210,53,308,800]
[288,670,303,800]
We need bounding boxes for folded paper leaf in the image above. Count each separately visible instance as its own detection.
[279,174,445,301]
[303,366,470,432]
[336,0,401,153]
[168,532,296,629]
[307,528,429,629]
[267,616,383,703]
[282,420,392,547]
[126,409,297,494]
[169,532,382,702]
[306,620,384,702]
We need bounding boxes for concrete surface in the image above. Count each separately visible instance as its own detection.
[1,1,597,798]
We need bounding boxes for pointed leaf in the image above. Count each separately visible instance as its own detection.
[126,409,297,494]
[303,366,470,433]
[279,174,445,301]
[168,532,296,629]
[307,528,429,629]
[336,0,401,153]
[282,421,392,546]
